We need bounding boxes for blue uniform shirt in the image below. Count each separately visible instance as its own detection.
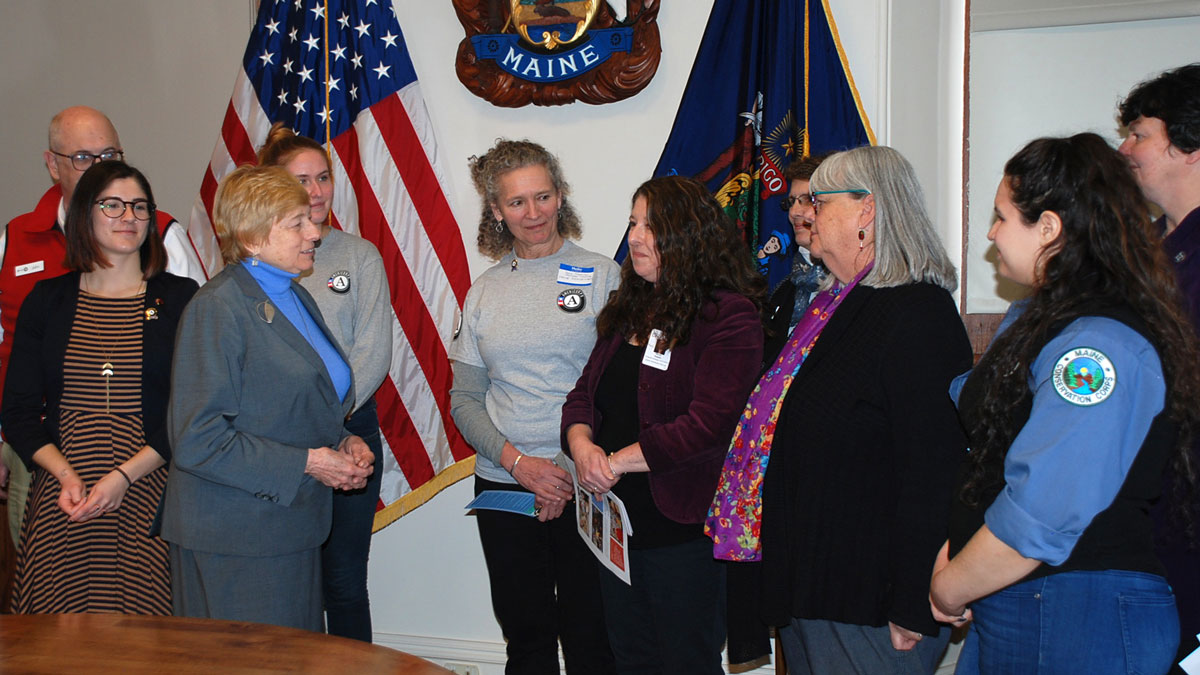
[952,307,1165,565]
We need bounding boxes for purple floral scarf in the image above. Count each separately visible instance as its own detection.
[705,264,871,561]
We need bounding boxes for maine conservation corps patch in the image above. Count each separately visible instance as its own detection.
[1052,347,1116,406]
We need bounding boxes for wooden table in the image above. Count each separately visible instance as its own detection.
[0,613,454,674]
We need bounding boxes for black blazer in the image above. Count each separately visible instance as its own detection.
[0,271,198,468]
[758,282,971,635]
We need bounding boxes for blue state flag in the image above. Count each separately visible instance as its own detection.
[617,0,874,292]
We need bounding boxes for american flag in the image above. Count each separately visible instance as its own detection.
[187,0,476,529]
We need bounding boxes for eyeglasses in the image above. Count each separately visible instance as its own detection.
[49,149,124,171]
[779,193,813,212]
[810,189,871,214]
[95,198,153,221]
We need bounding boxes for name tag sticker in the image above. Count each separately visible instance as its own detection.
[14,261,44,277]
[642,329,671,371]
[557,264,594,286]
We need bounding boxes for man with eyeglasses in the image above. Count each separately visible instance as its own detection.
[761,153,829,370]
[1117,63,1200,673]
[0,105,206,549]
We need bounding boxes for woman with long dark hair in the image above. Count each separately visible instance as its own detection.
[931,133,1200,673]
[563,175,765,673]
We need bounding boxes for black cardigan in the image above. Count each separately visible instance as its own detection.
[758,282,971,635]
[0,271,198,469]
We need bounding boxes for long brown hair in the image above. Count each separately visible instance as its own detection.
[597,176,765,346]
[960,134,1200,525]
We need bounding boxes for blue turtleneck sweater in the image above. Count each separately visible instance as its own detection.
[242,259,352,402]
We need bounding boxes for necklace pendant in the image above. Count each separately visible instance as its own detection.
[511,258,518,272]
[100,361,114,377]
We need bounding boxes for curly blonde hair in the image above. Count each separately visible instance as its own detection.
[468,139,582,259]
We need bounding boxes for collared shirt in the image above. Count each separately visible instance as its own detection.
[952,308,1165,565]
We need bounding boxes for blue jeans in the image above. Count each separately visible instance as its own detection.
[956,570,1179,675]
[321,399,384,642]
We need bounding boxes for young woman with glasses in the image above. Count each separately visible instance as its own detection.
[2,161,198,614]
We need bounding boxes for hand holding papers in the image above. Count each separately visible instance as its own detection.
[562,456,632,584]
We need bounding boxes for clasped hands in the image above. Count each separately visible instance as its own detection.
[565,425,621,497]
[306,435,374,491]
[55,468,132,523]
[509,452,574,523]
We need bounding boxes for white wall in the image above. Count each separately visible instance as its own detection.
[0,0,253,226]
[377,2,889,671]
[965,16,1200,313]
[0,1,960,672]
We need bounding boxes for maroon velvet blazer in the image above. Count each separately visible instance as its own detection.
[561,290,763,523]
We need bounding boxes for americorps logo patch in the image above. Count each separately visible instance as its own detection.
[1052,347,1117,406]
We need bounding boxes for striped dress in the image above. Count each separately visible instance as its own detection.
[11,292,170,614]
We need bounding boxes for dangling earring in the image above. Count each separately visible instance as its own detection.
[494,219,504,233]
[858,229,866,250]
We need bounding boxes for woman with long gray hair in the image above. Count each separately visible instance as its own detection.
[710,145,971,673]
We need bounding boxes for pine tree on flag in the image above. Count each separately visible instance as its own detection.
[618,0,875,293]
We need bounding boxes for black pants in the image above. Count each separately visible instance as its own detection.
[598,537,726,675]
[475,476,615,675]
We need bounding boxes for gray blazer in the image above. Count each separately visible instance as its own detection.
[160,263,354,557]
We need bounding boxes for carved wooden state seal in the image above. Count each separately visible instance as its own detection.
[453,0,661,107]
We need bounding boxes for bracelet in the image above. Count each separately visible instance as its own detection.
[113,467,133,487]
[607,456,620,478]
[510,454,524,475]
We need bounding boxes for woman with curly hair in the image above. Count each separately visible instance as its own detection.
[931,133,1200,674]
[562,175,765,673]
[449,139,618,673]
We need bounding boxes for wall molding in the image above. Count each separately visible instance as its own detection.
[371,632,784,674]
[373,631,959,674]
[876,0,892,144]
[973,0,1200,32]
[374,633,509,671]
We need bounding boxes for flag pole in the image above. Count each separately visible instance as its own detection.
[323,0,332,150]
[803,0,811,158]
